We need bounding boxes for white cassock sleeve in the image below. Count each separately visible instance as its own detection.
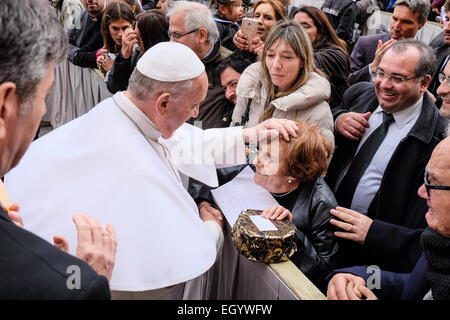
[163,123,247,187]
[203,220,224,257]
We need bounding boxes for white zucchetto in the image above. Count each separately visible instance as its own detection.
[136,41,205,82]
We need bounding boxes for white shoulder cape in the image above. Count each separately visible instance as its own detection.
[5,96,245,291]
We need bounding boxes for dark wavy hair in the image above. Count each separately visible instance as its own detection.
[136,9,169,52]
[292,6,348,54]
[216,50,253,76]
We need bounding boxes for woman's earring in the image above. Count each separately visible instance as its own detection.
[287,179,292,184]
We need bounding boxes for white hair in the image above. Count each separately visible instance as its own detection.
[167,0,219,44]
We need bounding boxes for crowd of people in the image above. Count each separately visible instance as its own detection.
[0,0,449,301]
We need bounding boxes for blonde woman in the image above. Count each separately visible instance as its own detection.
[231,20,334,147]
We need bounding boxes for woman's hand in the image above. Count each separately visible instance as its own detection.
[121,28,139,59]
[233,30,249,50]
[96,48,108,69]
[261,205,292,221]
[101,55,114,73]
[249,37,264,56]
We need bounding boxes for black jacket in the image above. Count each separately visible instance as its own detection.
[141,0,156,10]
[321,0,356,48]
[327,254,430,300]
[215,17,239,52]
[428,33,449,107]
[326,82,449,272]
[106,49,142,94]
[0,207,110,299]
[67,10,104,68]
[189,165,339,291]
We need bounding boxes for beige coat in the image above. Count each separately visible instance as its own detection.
[231,62,334,146]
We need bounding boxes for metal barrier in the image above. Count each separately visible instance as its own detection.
[183,221,326,300]
[362,10,443,43]
[43,60,111,129]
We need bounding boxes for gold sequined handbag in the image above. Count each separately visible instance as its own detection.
[231,209,297,263]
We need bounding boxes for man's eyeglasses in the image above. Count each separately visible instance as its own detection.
[374,68,420,84]
[423,170,450,197]
[438,72,450,87]
[167,28,199,39]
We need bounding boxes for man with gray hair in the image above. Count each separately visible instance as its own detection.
[326,39,448,273]
[167,0,234,129]
[0,0,115,299]
[349,0,430,84]
[5,40,298,299]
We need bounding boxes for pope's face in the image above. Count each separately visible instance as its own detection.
[163,72,208,138]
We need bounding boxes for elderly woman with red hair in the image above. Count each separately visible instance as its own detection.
[190,121,339,290]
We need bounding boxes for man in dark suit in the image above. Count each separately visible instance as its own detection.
[67,0,106,68]
[327,136,450,300]
[428,0,450,106]
[349,0,430,85]
[326,40,449,272]
[0,0,115,299]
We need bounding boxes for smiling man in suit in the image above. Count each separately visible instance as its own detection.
[327,39,448,273]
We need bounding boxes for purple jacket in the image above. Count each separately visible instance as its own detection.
[348,33,390,85]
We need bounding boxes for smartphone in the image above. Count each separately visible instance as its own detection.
[241,18,258,42]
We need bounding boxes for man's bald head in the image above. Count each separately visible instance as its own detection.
[418,136,450,237]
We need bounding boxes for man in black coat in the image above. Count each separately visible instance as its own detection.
[0,0,115,299]
[428,0,450,107]
[327,136,450,300]
[349,0,429,85]
[321,0,357,50]
[326,40,449,273]
[67,0,106,68]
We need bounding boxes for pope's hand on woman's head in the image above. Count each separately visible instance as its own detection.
[243,118,298,143]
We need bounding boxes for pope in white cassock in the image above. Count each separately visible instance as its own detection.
[5,42,297,299]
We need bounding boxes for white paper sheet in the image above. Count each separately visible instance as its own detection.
[211,166,278,226]
[249,215,278,231]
